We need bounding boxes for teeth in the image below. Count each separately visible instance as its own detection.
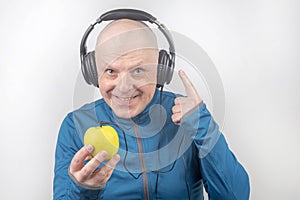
[119,97,133,101]
[114,95,138,101]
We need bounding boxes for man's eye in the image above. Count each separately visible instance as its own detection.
[134,68,143,74]
[106,69,114,75]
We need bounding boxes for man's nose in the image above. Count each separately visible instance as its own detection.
[116,73,134,93]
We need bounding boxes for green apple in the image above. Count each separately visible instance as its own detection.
[84,125,119,160]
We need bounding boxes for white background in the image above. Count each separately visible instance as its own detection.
[1,0,299,199]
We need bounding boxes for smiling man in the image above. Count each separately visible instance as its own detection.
[54,10,250,200]
[95,20,159,118]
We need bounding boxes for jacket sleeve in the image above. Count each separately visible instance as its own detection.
[182,104,250,200]
[53,113,101,200]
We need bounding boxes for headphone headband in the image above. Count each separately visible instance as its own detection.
[80,9,175,55]
[97,9,157,23]
[98,9,175,54]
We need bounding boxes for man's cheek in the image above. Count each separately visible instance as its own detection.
[99,80,114,89]
[136,79,157,88]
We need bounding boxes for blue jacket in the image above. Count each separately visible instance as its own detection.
[54,89,250,199]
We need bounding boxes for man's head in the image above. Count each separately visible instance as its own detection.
[95,19,159,119]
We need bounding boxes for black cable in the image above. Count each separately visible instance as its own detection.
[155,86,163,200]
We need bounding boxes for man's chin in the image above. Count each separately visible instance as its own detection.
[112,108,138,119]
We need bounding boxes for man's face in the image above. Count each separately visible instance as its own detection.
[98,49,158,119]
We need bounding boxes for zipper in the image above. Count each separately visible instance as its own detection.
[134,123,150,200]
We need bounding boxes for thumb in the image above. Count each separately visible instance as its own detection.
[178,70,198,98]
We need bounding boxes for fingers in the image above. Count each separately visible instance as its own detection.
[172,104,181,113]
[102,154,120,173]
[70,144,94,172]
[69,147,120,190]
[172,97,184,124]
[171,112,182,125]
[93,154,120,185]
[77,151,108,182]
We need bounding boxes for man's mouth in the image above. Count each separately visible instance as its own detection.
[112,94,140,105]
[117,96,136,101]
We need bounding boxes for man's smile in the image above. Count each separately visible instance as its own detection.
[111,93,141,106]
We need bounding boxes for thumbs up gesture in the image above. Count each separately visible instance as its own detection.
[171,70,203,125]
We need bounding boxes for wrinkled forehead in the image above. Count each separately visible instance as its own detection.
[95,26,158,68]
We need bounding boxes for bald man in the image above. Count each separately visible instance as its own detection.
[95,19,160,119]
[54,19,250,200]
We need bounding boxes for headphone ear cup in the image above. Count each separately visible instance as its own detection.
[165,53,174,85]
[82,51,99,87]
[157,50,169,88]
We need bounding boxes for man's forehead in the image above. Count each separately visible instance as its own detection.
[98,49,158,72]
[95,25,158,69]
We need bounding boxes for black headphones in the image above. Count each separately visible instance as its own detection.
[80,9,176,88]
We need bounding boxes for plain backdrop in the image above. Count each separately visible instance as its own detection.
[0,0,299,199]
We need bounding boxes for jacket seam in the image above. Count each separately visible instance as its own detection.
[206,127,238,200]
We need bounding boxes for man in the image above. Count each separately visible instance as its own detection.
[54,18,250,199]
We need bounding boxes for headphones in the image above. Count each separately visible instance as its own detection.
[80,9,176,88]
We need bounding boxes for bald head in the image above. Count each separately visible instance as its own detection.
[96,19,157,46]
[95,19,158,71]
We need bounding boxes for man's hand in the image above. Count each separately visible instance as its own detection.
[68,144,120,190]
[171,70,203,125]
